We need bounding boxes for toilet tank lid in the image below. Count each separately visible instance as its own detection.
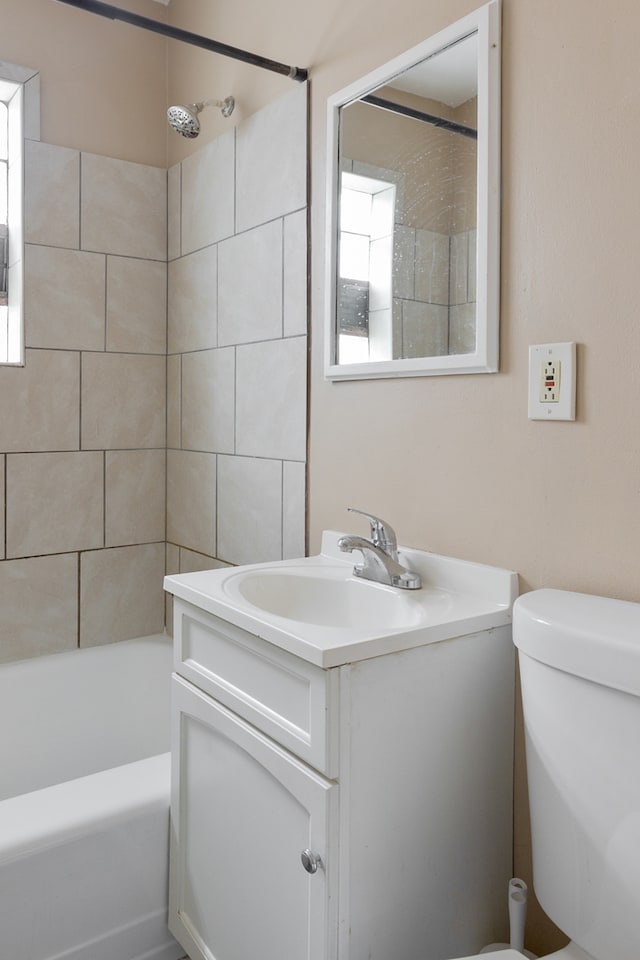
[513,588,640,697]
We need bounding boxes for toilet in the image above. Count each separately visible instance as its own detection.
[458,587,640,960]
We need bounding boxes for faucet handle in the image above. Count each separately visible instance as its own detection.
[347,507,398,559]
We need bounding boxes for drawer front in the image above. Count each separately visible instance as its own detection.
[173,599,338,776]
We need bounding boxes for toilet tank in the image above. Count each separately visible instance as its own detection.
[513,589,640,960]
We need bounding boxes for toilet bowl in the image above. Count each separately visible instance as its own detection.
[455,589,640,960]
[460,948,592,960]
[458,943,594,960]
[460,945,593,960]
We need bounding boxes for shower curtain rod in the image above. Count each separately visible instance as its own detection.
[361,93,477,140]
[53,0,309,82]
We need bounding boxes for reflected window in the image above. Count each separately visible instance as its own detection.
[0,76,23,365]
[337,172,396,363]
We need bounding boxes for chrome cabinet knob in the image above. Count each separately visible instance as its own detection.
[300,849,322,874]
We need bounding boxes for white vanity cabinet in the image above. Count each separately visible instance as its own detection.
[167,550,517,960]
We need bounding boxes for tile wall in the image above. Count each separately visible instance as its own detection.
[0,83,308,663]
[165,83,308,587]
[0,141,167,662]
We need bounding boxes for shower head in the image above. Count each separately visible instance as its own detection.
[167,96,235,138]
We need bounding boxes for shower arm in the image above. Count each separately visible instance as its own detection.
[52,0,308,82]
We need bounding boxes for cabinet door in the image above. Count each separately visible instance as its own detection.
[169,676,338,960]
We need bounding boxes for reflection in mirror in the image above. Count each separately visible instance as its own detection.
[325,1,500,379]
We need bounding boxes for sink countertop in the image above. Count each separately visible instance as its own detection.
[164,531,519,668]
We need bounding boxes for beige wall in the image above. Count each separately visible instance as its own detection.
[2,0,167,165]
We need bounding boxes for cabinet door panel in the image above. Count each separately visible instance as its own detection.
[170,676,337,960]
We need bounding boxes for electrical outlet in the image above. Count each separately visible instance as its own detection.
[539,358,561,403]
[528,343,576,420]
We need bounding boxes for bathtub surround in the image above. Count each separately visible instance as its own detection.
[0,141,167,663]
[166,83,308,572]
[0,83,308,663]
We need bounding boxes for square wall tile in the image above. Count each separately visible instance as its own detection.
[181,347,235,454]
[105,449,166,547]
[106,257,167,354]
[168,245,218,354]
[167,354,181,449]
[283,461,306,560]
[218,220,283,346]
[6,452,103,558]
[236,337,307,461]
[24,140,80,248]
[81,153,166,260]
[181,130,235,254]
[217,456,282,565]
[402,302,449,358]
[24,245,106,350]
[167,163,181,262]
[180,549,230,574]
[167,449,216,557]
[80,543,165,647]
[165,541,180,637]
[449,231,469,306]
[81,353,166,449]
[283,209,308,338]
[0,349,79,452]
[415,230,450,306]
[236,84,307,232]
[0,554,78,663]
[166,542,180,576]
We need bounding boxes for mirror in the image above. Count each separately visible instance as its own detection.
[325,1,501,380]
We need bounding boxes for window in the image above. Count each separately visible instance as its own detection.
[0,64,39,366]
[0,100,9,354]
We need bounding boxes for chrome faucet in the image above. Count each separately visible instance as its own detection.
[338,508,422,590]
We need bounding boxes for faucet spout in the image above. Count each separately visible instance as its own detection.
[338,535,422,590]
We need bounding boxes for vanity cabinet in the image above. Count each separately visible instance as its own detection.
[168,594,515,960]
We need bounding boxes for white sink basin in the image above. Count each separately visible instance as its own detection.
[224,567,425,629]
[164,530,519,668]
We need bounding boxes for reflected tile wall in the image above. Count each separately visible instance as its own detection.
[393,226,476,357]
[0,142,167,662]
[168,84,308,570]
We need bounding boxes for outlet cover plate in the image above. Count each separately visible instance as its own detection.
[528,342,576,420]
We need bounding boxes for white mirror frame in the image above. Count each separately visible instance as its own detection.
[324,0,501,380]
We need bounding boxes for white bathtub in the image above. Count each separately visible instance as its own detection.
[0,634,184,960]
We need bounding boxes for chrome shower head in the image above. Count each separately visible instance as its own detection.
[167,96,235,138]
